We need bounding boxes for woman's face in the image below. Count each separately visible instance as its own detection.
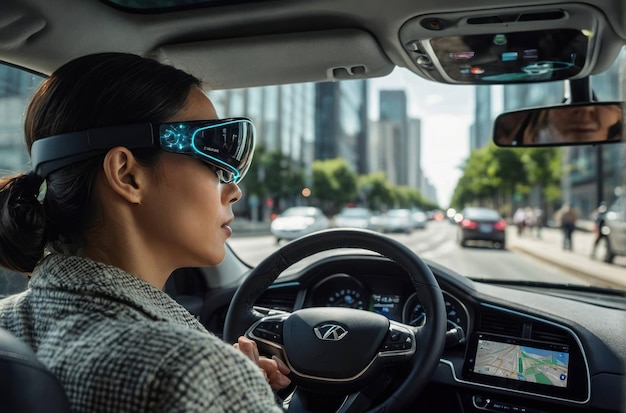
[547,105,622,142]
[137,87,242,268]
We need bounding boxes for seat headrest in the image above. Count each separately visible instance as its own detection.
[0,327,71,413]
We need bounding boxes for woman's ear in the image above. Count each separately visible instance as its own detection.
[102,147,145,204]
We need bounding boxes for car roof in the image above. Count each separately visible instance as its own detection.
[1,0,624,89]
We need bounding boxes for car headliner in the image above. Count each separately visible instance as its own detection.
[1,0,625,90]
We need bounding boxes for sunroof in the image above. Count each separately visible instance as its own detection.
[102,0,262,12]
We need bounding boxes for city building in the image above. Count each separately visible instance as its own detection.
[469,85,493,150]
[379,90,410,186]
[314,80,369,174]
[368,120,399,184]
[407,118,422,190]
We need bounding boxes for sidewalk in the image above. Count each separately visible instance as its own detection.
[506,226,626,289]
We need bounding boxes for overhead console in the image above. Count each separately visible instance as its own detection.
[398,4,611,84]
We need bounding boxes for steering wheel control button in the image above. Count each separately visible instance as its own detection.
[250,318,284,344]
[379,323,415,354]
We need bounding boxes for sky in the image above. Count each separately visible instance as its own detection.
[369,67,480,207]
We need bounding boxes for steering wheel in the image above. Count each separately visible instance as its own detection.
[224,228,446,412]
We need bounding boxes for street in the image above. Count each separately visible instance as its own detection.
[228,220,624,288]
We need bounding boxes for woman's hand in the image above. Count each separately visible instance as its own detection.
[234,336,291,390]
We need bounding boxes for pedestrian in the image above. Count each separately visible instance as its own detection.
[513,207,527,236]
[590,202,608,258]
[559,204,578,251]
[524,207,536,237]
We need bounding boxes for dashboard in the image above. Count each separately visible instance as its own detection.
[252,253,625,413]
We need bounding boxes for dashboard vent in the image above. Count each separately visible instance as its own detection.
[479,311,524,337]
[531,324,570,344]
[467,11,565,24]
[255,286,299,312]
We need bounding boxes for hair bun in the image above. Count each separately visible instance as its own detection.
[0,172,46,272]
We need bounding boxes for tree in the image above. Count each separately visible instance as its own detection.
[311,158,358,212]
[242,145,305,212]
[520,147,562,203]
[451,143,562,214]
[358,172,393,210]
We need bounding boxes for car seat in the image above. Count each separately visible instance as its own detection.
[0,327,71,412]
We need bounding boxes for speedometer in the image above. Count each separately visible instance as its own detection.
[403,291,469,334]
[327,288,365,309]
[310,273,368,310]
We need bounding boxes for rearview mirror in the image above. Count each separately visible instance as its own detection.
[493,102,624,147]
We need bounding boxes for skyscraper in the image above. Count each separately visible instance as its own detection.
[314,80,369,173]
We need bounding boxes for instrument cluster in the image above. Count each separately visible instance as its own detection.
[309,272,470,335]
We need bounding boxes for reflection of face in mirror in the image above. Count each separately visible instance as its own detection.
[525,105,622,144]
[494,103,625,147]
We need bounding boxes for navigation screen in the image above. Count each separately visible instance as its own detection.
[473,338,569,387]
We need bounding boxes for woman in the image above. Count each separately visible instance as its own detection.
[0,53,289,412]
[521,104,623,145]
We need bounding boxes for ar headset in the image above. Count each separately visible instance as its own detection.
[30,118,255,184]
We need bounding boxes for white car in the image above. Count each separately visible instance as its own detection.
[333,207,373,229]
[381,209,414,234]
[270,207,330,243]
[411,208,428,230]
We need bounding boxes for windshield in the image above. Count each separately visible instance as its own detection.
[225,49,626,293]
[0,49,624,296]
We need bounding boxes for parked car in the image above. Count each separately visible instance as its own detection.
[333,207,373,229]
[457,207,507,249]
[270,206,329,243]
[592,192,626,263]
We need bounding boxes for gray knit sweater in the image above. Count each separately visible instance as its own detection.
[0,254,282,412]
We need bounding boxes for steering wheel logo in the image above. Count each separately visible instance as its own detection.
[313,324,348,341]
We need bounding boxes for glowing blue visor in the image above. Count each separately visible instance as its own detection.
[30,118,255,184]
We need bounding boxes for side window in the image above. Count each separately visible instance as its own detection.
[0,63,45,297]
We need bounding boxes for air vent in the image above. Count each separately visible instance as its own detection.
[467,11,565,25]
[479,311,524,337]
[255,286,299,312]
[531,324,570,344]
[467,14,518,24]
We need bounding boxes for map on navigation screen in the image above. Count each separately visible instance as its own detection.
[473,338,569,387]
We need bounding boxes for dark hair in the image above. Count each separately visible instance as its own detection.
[0,53,202,272]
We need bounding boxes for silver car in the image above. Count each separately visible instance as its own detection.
[333,207,373,229]
[380,209,414,234]
[270,207,330,243]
